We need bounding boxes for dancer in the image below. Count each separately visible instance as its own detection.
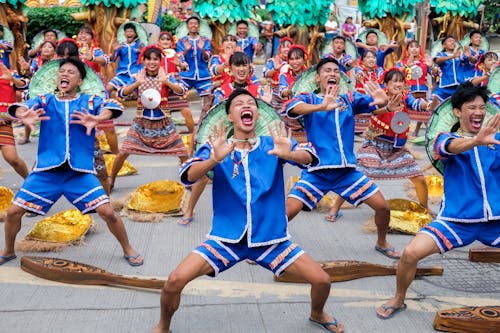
[179,51,270,225]
[323,36,356,74]
[376,83,500,319]
[285,58,400,259]
[0,63,29,179]
[234,20,262,63]
[462,30,486,82]
[355,30,398,68]
[263,37,293,110]
[0,58,143,266]
[157,31,194,134]
[109,46,189,190]
[153,89,344,333]
[432,36,464,101]
[471,51,498,87]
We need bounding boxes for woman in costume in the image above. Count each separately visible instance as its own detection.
[396,40,439,136]
[263,37,293,111]
[277,45,309,143]
[471,52,498,87]
[327,69,435,222]
[0,63,29,180]
[109,46,189,190]
[17,41,57,144]
[157,31,194,134]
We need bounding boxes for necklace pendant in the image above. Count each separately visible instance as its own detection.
[231,163,239,179]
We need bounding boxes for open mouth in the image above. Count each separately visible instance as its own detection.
[470,116,484,131]
[327,78,337,86]
[241,110,254,126]
[59,79,69,89]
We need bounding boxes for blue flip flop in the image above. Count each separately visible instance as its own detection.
[124,254,144,267]
[376,303,407,319]
[324,211,343,223]
[178,217,194,226]
[375,245,401,259]
[0,255,17,266]
[309,317,344,333]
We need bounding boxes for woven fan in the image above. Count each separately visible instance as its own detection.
[319,37,358,60]
[227,22,260,38]
[194,100,281,151]
[460,33,490,51]
[28,60,107,99]
[0,24,14,44]
[430,37,462,59]
[425,98,499,174]
[487,67,500,94]
[31,30,67,49]
[117,21,149,46]
[175,19,213,40]
[357,29,387,46]
[291,66,353,96]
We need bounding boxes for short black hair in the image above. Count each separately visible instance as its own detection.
[288,47,306,60]
[79,26,94,39]
[56,40,79,58]
[59,57,87,80]
[123,23,137,34]
[316,57,340,73]
[469,29,482,40]
[365,30,378,39]
[236,20,249,27]
[383,68,405,83]
[186,16,200,24]
[143,46,163,60]
[43,29,58,37]
[332,35,346,43]
[451,82,489,110]
[229,51,250,66]
[225,89,257,114]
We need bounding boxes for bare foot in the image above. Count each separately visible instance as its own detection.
[376,299,407,319]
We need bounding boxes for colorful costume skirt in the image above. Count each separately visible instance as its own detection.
[96,119,115,132]
[167,94,189,112]
[356,136,423,180]
[0,121,15,146]
[120,116,188,157]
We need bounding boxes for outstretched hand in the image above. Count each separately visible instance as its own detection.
[321,85,342,111]
[474,113,500,146]
[18,106,50,131]
[365,81,388,107]
[70,107,99,136]
[268,121,292,159]
[208,120,235,162]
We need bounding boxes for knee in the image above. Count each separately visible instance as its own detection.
[97,205,117,222]
[375,201,390,217]
[163,271,188,295]
[6,205,25,221]
[312,270,331,287]
[399,244,422,266]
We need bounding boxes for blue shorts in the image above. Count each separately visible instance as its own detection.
[193,237,304,276]
[432,86,458,102]
[108,73,136,90]
[419,219,500,253]
[13,166,109,215]
[288,168,379,210]
[181,78,212,96]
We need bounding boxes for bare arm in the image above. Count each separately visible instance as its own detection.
[446,114,500,154]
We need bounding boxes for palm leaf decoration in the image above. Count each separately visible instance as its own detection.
[193,0,259,24]
[0,0,25,8]
[430,0,483,18]
[266,0,330,27]
[358,0,422,19]
[80,0,147,7]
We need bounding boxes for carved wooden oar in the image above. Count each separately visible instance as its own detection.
[21,256,165,289]
[433,306,500,333]
[275,260,443,283]
[469,246,500,263]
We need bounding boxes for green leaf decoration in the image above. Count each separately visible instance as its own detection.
[80,0,147,8]
[430,0,483,18]
[358,0,422,19]
[192,0,259,22]
[0,0,25,8]
[267,0,330,26]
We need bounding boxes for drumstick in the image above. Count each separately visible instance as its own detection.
[275,260,443,283]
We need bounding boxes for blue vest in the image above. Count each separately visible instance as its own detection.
[176,35,211,80]
[9,94,123,173]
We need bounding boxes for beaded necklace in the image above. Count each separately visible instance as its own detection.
[228,137,257,179]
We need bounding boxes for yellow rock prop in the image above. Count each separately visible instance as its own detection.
[0,186,14,218]
[127,180,185,214]
[17,209,93,252]
[104,154,138,177]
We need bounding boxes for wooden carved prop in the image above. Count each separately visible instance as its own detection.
[433,306,500,333]
[274,260,443,283]
[21,256,165,289]
[469,246,500,263]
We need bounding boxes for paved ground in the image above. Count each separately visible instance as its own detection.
[0,63,499,333]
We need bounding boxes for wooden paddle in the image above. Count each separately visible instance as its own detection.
[433,306,500,333]
[21,256,165,289]
[469,246,500,263]
[275,260,443,283]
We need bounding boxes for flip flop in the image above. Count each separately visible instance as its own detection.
[375,245,401,259]
[178,217,194,226]
[376,303,407,319]
[0,255,17,266]
[324,211,343,223]
[309,317,344,333]
[124,253,144,267]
